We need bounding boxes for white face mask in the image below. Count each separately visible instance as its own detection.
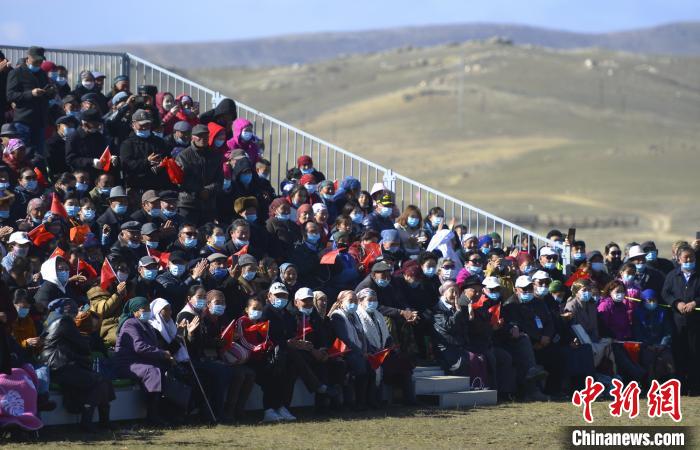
[82,80,95,90]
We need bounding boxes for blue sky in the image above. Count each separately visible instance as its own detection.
[1,0,699,47]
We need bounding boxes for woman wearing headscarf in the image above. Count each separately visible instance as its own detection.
[565,279,614,370]
[356,288,415,405]
[34,256,72,313]
[226,118,262,164]
[41,298,115,431]
[295,203,313,226]
[154,92,179,135]
[2,139,31,183]
[329,290,373,409]
[114,296,174,426]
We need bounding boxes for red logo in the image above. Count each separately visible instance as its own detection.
[572,376,605,423]
[609,379,641,419]
[647,379,682,422]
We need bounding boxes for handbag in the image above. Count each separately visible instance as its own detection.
[162,370,192,410]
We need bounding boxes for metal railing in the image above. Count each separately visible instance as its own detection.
[1,44,556,250]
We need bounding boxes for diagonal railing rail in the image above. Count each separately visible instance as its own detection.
[1,44,559,252]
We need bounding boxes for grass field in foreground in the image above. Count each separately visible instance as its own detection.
[13,397,699,449]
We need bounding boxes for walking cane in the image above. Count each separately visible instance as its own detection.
[179,332,217,423]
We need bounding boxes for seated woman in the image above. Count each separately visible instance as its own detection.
[176,286,254,424]
[329,290,373,410]
[632,289,675,382]
[114,296,174,426]
[41,298,115,431]
[356,288,415,405]
[88,284,128,347]
[597,281,646,384]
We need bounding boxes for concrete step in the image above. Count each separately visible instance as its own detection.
[414,375,470,395]
[412,368,444,378]
[436,390,498,408]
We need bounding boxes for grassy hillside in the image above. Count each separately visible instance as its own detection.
[95,22,700,69]
[186,41,700,251]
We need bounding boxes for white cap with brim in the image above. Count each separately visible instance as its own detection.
[269,282,288,295]
[515,275,533,288]
[540,247,557,257]
[8,232,30,245]
[628,245,646,259]
[482,276,501,289]
[294,287,314,300]
[531,270,551,281]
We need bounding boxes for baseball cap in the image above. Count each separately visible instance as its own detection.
[515,275,533,288]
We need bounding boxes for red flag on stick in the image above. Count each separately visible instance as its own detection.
[99,147,112,172]
[77,259,98,279]
[327,338,349,358]
[100,259,117,290]
[28,224,55,247]
[320,249,340,265]
[220,319,237,351]
[33,167,48,188]
[367,347,392,370]
[50,193,67,219]
[50,246,67,260]
[245,320,269,336]
[147,248,170,269]
[160,157,184,185]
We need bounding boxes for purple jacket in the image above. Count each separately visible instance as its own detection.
[597,297,632,340]
[114,318,169,366]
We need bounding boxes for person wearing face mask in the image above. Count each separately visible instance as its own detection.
[538,246,565,283]
[198,225,227,259]
[152,252,195,313]
[2,139,33,184]
[363,194,396,234]
[120,109,171,192]
[95,186,131,245]
[224,119,263,164]
[45,115,78,179]
[295,154,325,183]
[13,195,43,232]
[202,253,232,289]
[1,231,32,272]
[423,207,447,241]
[597,280,647,383]
[163,120,192,156]
[131,256,164,301]
[10,168,40,221]
[176,125,223,225]
[627,245,665,294]
[221,253,264,322]
[71,70,108,113]
[565,240,588,274]
[6,47,51,159]
[87,282,129,347]
[289,221,324,287]
[34,256,74,313]
[129,190,164,228]
[639,241,674,275]
[322,231,361,301]
[65,108,114,181]
[376,229,407,271]
[232,198,270,257]
[108,221,147,268]
[632,289,675,382]
[265,198,301,260]
[329,290,372,410]
[501,274,565,398]
[661,246,700,394]
[154,92,179,134]
[617,262,642,301]
[113,296,174,426]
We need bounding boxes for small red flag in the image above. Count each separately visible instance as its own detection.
[50,193,68,219]
[78,259,98,279]
[245,320,269,335]
[100,259,117,290]
[565,267,591,287]
[361,242,382,269]
[69,224,91,244]
[622,341,641,364]
[33,167,48,188]
[27,224,55,247]
[320,249,340,265]
[160,157,184,185]
[227,245,249,267]
[99,147,112,172]
[50,246,67,260]
[220,319,237,351]
[295,325,314,340]
[327,337,349,358]
[367,347,392,370]
[147,248,170,269]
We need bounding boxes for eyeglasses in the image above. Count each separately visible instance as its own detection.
[610,251,621,256]
[544,255,558,260]
[469,259,483,264]
[182,231,197,236]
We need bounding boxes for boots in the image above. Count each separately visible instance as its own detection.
[146,392,168,427]
[79,405,97,433]
[401,374,418,406]
[98,404,116,430]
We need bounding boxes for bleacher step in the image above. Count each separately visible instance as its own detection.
[414,375,470,395]
[434,390,498,408]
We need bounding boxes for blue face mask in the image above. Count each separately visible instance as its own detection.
[344,303,358,313]
[276,213,290,222]
[76,182,88,192]
[321,193,334,201]
[223,179,232,190]
[366,301,378,312]
[519,292,534,303]
[0,182,9,190]
[644,302,657,311]
[431,217,443,227]
[423,267,436,277]
[300,167,314,175]
[272,297,287,309]
[57,78,68,86]
[240,130,253,141]
[210,304,226,316]
[248,309,263,320]
[622,274,634,284]
[407,217,420,228]
[175,138,189,146]
[635,263,646,272]
[544,262,557,270]
[184,237,198,248]
[375,278,390,288]
[212,267,228,280]
[25,180,38,191]
[153,132,164,139]
[468,265,483,275]
[351,213,364,224]
[682,262,696,272]
[299,307,313,316]
[580,291,592,302]
[138,311,152,322]
[306,233,321,243]
[17,307,29,319]
[234,238,249,247]
[243,271,256,281]
[0,210,11,219]
[162,209,176,218]
[66,205,80,217]
[148,208,161,217]
[113,204,127,215]
[645,251,657,262]
[194,298,207,310]
[99,187,111,196]
[212,236,225,248]
[613,292,625,303]
[135,130,151,138]
[29,65,41,73]
[57,270,70,285]
[379,206,392,218]
[170,264,184,277]
[481,247,491,255]
[487,291,501,300]
[240,173,253,185]
[214,139,225,147]
[535,286,548,297]
[145,240,159,249]
[573,252,586,262]
[591,262,605,272]
[142,269,158,280]
[245,214,257,223]
[127,240,141,249]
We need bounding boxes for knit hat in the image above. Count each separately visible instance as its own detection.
[380,229,400,244]
[299,174,316,186]
[297,155,313,167]
[548,280,564,293]
[478,235,493,247]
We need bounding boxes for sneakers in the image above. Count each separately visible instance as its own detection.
[263,408,282,423]
[276,406,297,421]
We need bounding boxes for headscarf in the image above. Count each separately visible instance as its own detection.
[295,204,313,225]
[149,298,189,362]
[312,203,327,215]
[226,118,259,163]
[3,138,25,157]
[268,197,288,219]
[117,296,149,332]
[40,256,66,293]
[356,288,376,301]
